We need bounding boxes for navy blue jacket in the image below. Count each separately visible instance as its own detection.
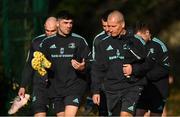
[145,37,170,98]
[40,33,91,96]
[91,33,148,94]
[21,34,48,88]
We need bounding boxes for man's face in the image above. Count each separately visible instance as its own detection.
[107,18,124,37]
[136,30,151,42]
[44,25,57,36]
[57,19,73,37]
[102,20,109,34]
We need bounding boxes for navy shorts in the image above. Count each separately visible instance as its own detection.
[106,86,143,116]
[136,84,167,113]
[31,84,51,114]
[31,76,55,114]
[51,95,82,114]
[99,90,108,116]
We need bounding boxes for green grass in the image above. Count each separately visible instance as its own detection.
[167,87,180,116]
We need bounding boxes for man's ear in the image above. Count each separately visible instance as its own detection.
[121,22,125,28]
[136,31,141,35]
[56,22,59,27]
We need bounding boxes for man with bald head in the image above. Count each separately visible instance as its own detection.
[18,16,57,116]
[44,17,57,36]
[91,10,148,116]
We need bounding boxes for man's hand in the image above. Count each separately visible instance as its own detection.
[92,94,100,106]
[71,58,85,71]
[123,64,132,78]
[18,87,25,98]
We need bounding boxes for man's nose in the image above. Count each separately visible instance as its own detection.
[67,23,72,28]
[109,29,112,33]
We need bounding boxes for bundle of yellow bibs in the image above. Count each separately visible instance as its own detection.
[31,51,51,76]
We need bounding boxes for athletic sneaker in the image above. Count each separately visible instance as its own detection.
[8,94,30,115]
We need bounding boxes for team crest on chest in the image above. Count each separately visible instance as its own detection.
[68,43,76,49]
[150,48,154,53]
[60,48,64,54]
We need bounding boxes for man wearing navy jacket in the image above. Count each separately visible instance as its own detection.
[18,17,57,116]
[91,10,149,116]
[134,21,170,116]
[40,10,91,116]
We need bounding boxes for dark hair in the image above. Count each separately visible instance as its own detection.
[134,21,151,34]
[56,10,74,20]
[101,9,114,22]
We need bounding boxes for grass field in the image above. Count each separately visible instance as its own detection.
[166,85,180,115]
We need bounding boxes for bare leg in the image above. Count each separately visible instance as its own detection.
[120,111,133,117]
[34,112,46,117]
[64,105,78,117]
[56,111,65,117]
[162,105,167,117]
[144,110,150,117]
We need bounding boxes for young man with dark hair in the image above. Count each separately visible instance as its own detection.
[39,10,91,116]
[134,21,170,116]
[91,9,113,116]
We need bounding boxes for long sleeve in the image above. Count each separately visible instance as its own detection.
[91,43,107,94]
[129,35,152,77]
[74,37,92,74]
[145,38,170,81]
[146,63,169,81]
[21,35,47,87]
[20,45,34,88]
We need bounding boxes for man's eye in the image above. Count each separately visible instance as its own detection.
[46,29,56,32]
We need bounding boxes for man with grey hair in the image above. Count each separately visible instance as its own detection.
[91,10,149,116]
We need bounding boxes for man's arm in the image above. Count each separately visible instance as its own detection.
[91,43,107,94]
[146,39,170,81]
[72,37,91,72]
[123,36,152,77]
[19,44,34,97]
